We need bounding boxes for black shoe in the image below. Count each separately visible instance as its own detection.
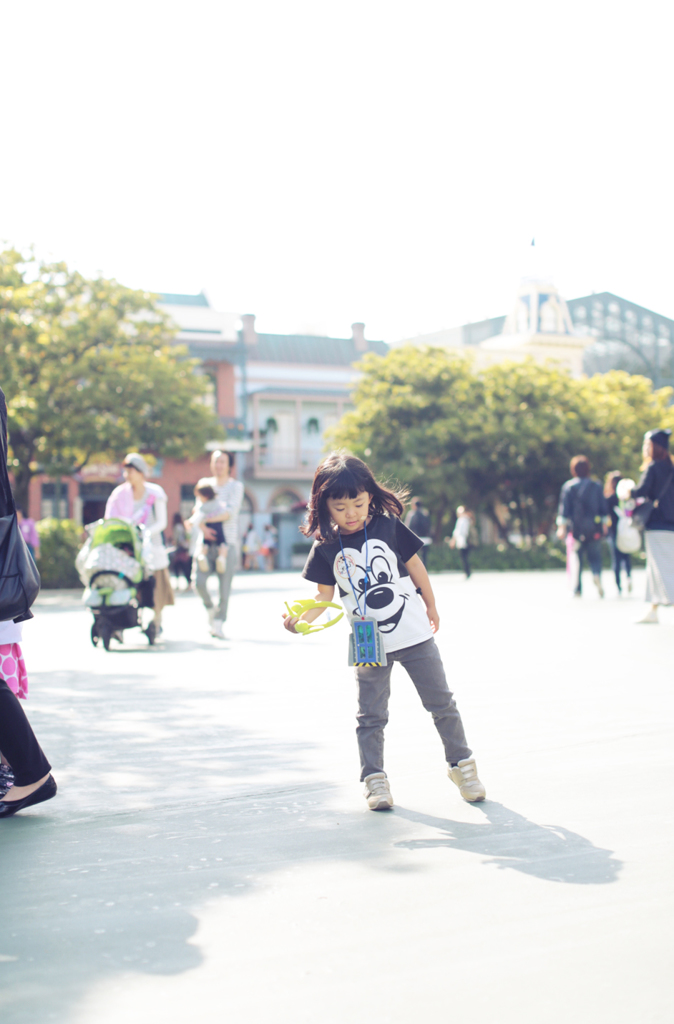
[0,775,57,818]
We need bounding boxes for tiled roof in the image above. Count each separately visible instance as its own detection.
[248,333,388,365]
[159,292,210,307]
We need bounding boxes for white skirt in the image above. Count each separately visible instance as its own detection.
[645,530,674,604]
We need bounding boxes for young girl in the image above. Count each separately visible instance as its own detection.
[283,451,485,810]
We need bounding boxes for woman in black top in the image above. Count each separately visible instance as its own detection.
[604,471,632,594]
[631,429,674,624]
[0,386,57,817]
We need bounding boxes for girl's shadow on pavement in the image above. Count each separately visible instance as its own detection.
[393,801,622,884]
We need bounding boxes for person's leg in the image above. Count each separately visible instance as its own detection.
[215,544,239,623]
[460,548,471,578]
[215,544,228,574]
[586,539,604,596]
[624,552,633,591]
[195,560,214,611]
[587,539,603,577]
[396,639,472,765]
[575,540,584,594]
[355,661,394,780]
[610,537,621,590]
[0,679,51,787]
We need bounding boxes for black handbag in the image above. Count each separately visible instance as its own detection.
[0,387,41,622]
[632,466,674,531]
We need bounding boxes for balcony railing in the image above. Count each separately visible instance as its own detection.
[251,446,323,477]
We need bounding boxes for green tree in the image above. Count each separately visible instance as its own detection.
[331,346,674,543]
[0,248,223,508]
[331,346,485,540]
[576,370,674,481]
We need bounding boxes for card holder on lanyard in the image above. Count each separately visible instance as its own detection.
[348,617,387,667]
[339,522,387,668]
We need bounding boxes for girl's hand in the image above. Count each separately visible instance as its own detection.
[282,612,301,634]
[426,604,440,634]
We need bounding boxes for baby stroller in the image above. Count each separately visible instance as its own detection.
[76,518,157,649]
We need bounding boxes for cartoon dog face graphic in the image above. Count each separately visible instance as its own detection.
[334,540,409,633]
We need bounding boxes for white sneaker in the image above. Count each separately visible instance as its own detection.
[215,555,227,574]
[363,772,393,810]
[448,758,486,802]
[210,619,225,639]
[636,607,658,624]
[197,555,209,573]
[627,578,633,593]
[593,574,604,598]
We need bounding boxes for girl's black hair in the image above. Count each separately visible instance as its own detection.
[302,450,408,541]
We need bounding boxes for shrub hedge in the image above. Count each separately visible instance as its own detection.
[35,518,84,589]
[425,541,645,573]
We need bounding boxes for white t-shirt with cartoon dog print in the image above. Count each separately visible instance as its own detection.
[302,515,433,653]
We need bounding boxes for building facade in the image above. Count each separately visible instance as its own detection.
[28,293,387,570]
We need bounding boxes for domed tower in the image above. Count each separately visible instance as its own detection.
[478,278,593,377]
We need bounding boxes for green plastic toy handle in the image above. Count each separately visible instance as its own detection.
[284,598,344,635]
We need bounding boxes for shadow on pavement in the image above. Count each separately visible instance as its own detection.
[0,687,325,1023]
[393,801,622,883]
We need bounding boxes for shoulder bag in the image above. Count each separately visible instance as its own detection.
[0,388,41,622]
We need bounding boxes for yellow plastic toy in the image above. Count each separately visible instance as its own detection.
[284,597,344,635]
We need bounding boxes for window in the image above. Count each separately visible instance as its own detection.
[41,482,68,519]
[180,483,198,521]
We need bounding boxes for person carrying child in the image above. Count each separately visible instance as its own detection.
[282,450,485,811]
[191,481,229,576]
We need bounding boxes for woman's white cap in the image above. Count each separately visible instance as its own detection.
[123,452,150,476]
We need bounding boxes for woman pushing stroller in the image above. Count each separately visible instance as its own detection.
[104,453,174,635]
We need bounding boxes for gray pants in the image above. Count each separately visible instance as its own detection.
[355,638,471,781]
[195,544,239,622]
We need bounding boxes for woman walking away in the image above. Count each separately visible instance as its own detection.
[604,471,633,595]
[0,385,56,817]
[450,506,473,578]
[105,453,174,635]
[631,429,674,623]
[282,451,485,811]
[557,455,609,598]
[194,450,244,639]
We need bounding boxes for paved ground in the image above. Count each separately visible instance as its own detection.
[1,567,673,1024]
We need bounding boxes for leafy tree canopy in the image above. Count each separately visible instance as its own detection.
[330,346,674,541]
[0,248,223,507]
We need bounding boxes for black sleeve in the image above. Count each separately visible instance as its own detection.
[301,542,336,585]
[395,518,425,562]
[632,465,656,500]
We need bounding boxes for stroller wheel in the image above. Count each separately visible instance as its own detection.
[91,624,99,647]
[145,622,156,646]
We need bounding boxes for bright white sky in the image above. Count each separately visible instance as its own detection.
[2,0,673,341]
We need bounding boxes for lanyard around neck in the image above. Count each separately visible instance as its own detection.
[338,520,369,619]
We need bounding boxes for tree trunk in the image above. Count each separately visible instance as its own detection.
[487,504,511,544]
[10,465,32,513]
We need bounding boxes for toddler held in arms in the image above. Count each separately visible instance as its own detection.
[192,482,229,574]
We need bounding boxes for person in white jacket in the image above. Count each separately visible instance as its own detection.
[104,452,174,634]
[449,506,473,579]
